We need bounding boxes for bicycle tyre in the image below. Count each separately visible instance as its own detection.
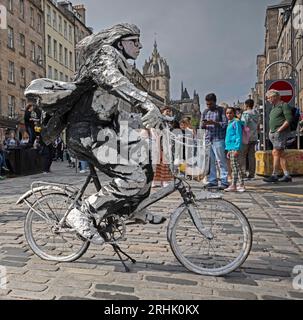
[24,192,90,262]
[168,199,252,276]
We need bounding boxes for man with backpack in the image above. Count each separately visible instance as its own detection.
[240,99,260,179]
[263,89,293,183]
[200,93,229,189]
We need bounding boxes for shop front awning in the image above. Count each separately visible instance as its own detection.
[0,116,19,129]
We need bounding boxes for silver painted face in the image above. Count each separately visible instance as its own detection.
[121,37,142,60]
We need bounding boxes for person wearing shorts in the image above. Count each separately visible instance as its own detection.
[264,90,293,183]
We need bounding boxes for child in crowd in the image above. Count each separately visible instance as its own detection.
[6,131,19,148]
[20,131,31,147]
[225,107,246,193]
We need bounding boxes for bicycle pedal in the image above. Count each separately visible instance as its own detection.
[125,219,147,226]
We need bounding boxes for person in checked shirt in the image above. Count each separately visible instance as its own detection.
[200,93,229,190]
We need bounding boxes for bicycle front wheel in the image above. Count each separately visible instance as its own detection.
[24,193,90,262]
[168,199,252,276]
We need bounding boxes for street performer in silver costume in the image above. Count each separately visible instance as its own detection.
[26,23,167,245]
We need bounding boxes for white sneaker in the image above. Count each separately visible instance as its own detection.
[66,207,104,245]
[162,181,171,188]
[237,186,246,193]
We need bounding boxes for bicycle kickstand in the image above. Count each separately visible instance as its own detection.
[111,244,136,273]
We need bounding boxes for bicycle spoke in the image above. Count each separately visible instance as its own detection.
[26,193,88,261]
[170,199,252,275]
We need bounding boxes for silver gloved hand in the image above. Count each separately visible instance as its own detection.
[141,100,163,129]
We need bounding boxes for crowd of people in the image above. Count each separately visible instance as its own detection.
[149,93,262,192]
[150,89,301,191]
[0,91,299,188]
[0,103,68,179]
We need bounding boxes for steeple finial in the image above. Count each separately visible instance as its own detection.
[153,35,158,56]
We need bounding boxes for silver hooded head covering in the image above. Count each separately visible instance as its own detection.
[76,23,141,64]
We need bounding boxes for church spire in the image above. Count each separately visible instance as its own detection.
[153,39,158,57]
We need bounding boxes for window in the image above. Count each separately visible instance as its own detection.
[60,72,64,81]
[59,44,63,63]
[30,7,34,28]
[65,75,69,82]
[37,46,43,65]
[75,51,80,70]
[58,16,62,33]
[69,25,72,42]
[7,0,13,12]
[53,10,57,29]
[31,72,36,80]
[20,67,26,87]
[64,20,67,38]
[47,35,52,56]
[19,0,24,19]
[37,14,42,33]
[156,80,160,90]
[8,95,16,119]
[30,41,35,61]
[48,66,52,79]
[54,69,58,80]
[21,99,26,111]
[47,5,51,25]
[19,33,25,55]
[69,51,73,69]
[64,48,68,67]
[8,61,15,83]
[53,39,57,60]
[8,26,14,49]
[75,26,79,43]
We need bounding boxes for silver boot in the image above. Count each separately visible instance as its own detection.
[66,203,105,245]
[131,209,166,225]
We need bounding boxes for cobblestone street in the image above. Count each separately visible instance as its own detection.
[0,162,302,300]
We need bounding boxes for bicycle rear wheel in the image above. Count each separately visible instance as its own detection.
[24,193,90,262]
[168,199,252,276]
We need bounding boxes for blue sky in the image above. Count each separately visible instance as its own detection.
[77,0,279,106]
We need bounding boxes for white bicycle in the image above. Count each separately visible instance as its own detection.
[17,160,252,276]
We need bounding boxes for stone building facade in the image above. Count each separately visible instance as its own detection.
[0,0,91,142]
[292,0,303,110]
[0,0,45,141]
[254,0,303,112]
[58,2,92,71]
[44,0,75,82]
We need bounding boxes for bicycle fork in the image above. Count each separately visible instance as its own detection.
[178,186,214,241]
[187,204,214,240]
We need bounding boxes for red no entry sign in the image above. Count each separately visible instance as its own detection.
[268,80,294,103]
